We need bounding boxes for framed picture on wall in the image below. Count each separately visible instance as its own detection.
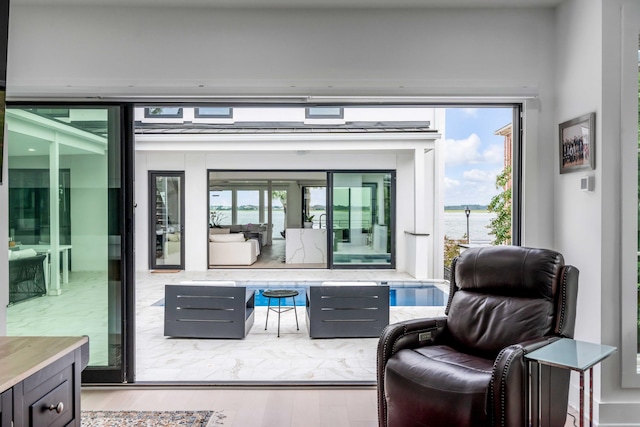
[559,112,595,174]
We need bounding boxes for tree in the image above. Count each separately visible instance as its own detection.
[487,165,512,245]
[443,234,467,280]
[272,190,287,212]
[272,190,287,233]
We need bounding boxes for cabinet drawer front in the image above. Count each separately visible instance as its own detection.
[0,389,12,427]
[29,379,73,427]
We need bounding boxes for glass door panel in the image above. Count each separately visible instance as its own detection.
[150,172,184,270]
[302,186,327,229]
[6,105,128,382]
[331,172,394,268]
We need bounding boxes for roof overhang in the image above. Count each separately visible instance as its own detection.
[135,131,440,154]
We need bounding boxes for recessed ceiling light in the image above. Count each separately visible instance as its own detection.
[28,148,35,152]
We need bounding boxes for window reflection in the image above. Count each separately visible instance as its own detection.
[5,106,123,376]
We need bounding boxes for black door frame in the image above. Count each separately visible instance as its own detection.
[148,171,185,270]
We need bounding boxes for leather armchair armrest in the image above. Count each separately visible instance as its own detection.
[490,336,561,426]
[378,316,448,363]
[377,317,447,427]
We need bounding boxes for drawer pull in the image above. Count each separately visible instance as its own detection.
[48,402,64,413]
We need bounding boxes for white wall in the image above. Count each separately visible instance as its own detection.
[555,0,640,425]
[5,5,558,250]
[554,0,606,418]
[135,149,409,271]
[7,7,555,102]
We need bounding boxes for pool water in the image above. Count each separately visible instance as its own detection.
[246,282,448,307]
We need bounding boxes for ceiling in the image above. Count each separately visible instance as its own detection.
[12,0,564,8]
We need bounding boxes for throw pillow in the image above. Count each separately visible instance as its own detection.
[210,233,246,243]
[209,227,230,235]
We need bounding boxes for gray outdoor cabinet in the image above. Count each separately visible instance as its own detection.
[164,282,255,339]
[306,283,390,338]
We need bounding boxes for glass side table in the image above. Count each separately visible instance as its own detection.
[525,338,616,427]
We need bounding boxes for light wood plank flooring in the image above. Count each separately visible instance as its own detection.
[82,387,581,427]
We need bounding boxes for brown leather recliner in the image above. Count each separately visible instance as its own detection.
[377,246,579,427]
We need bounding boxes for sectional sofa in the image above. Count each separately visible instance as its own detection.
[208,229,259,266]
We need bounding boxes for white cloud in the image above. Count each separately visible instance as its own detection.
[444,134,482,166]
[444,135,505,168]
[444,177,460,190]
[461,108,478,118]
[482,144,504,164]
[463,169,496,183]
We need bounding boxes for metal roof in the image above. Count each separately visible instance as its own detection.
[134,121,434,135]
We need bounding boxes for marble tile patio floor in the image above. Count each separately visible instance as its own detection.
[7,268,446,384]
[136,269,445,383]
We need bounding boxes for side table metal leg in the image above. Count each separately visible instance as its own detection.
[526,360,531,427]
[265,297,271,330]
[580,371,585,427]
[292,295,299,330]
[277,298,281,337]
[537,361,542,427]
[589,368,593,427]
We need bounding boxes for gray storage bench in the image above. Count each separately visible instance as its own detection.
[164,281,255,339]
[306,281,390,338]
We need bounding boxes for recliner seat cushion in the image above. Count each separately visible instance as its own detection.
[384,345,493,427]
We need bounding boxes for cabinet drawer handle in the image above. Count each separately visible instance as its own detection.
[48,402,64,413]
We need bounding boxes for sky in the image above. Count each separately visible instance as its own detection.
[443,107,513,206]
[210,106,513,208]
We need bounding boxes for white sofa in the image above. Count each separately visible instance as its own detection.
[209,232,259,266]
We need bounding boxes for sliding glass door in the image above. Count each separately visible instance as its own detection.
[330,172,394,268]
[5,105,132,383]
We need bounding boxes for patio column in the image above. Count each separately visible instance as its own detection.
[406,147,433,279]
[48,133,61,296]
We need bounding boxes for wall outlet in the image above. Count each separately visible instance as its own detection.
[580,175,595,191]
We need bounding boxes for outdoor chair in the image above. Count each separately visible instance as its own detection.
[306,281,389,338]
[164,281,255,339]
[8,252,47,304]
[377,246,579,427]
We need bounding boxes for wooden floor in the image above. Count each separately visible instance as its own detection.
[82,387,581,427]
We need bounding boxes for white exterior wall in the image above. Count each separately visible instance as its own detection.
[135,148,417,272]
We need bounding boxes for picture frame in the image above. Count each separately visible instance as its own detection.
[559,112,595,174]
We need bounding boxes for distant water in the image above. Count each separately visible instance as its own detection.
[444,211,496,243]
[228,210,496,244]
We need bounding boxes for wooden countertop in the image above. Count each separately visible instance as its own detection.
[0,336,89,393]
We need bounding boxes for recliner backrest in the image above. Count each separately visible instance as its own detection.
[445,246,566,358]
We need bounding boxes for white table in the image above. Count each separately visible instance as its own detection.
[20,244,72,287]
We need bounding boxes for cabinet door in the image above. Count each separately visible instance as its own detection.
[0,389,12,427]
[20,353,78,427]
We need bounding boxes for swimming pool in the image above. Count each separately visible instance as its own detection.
[243,281,449,307]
